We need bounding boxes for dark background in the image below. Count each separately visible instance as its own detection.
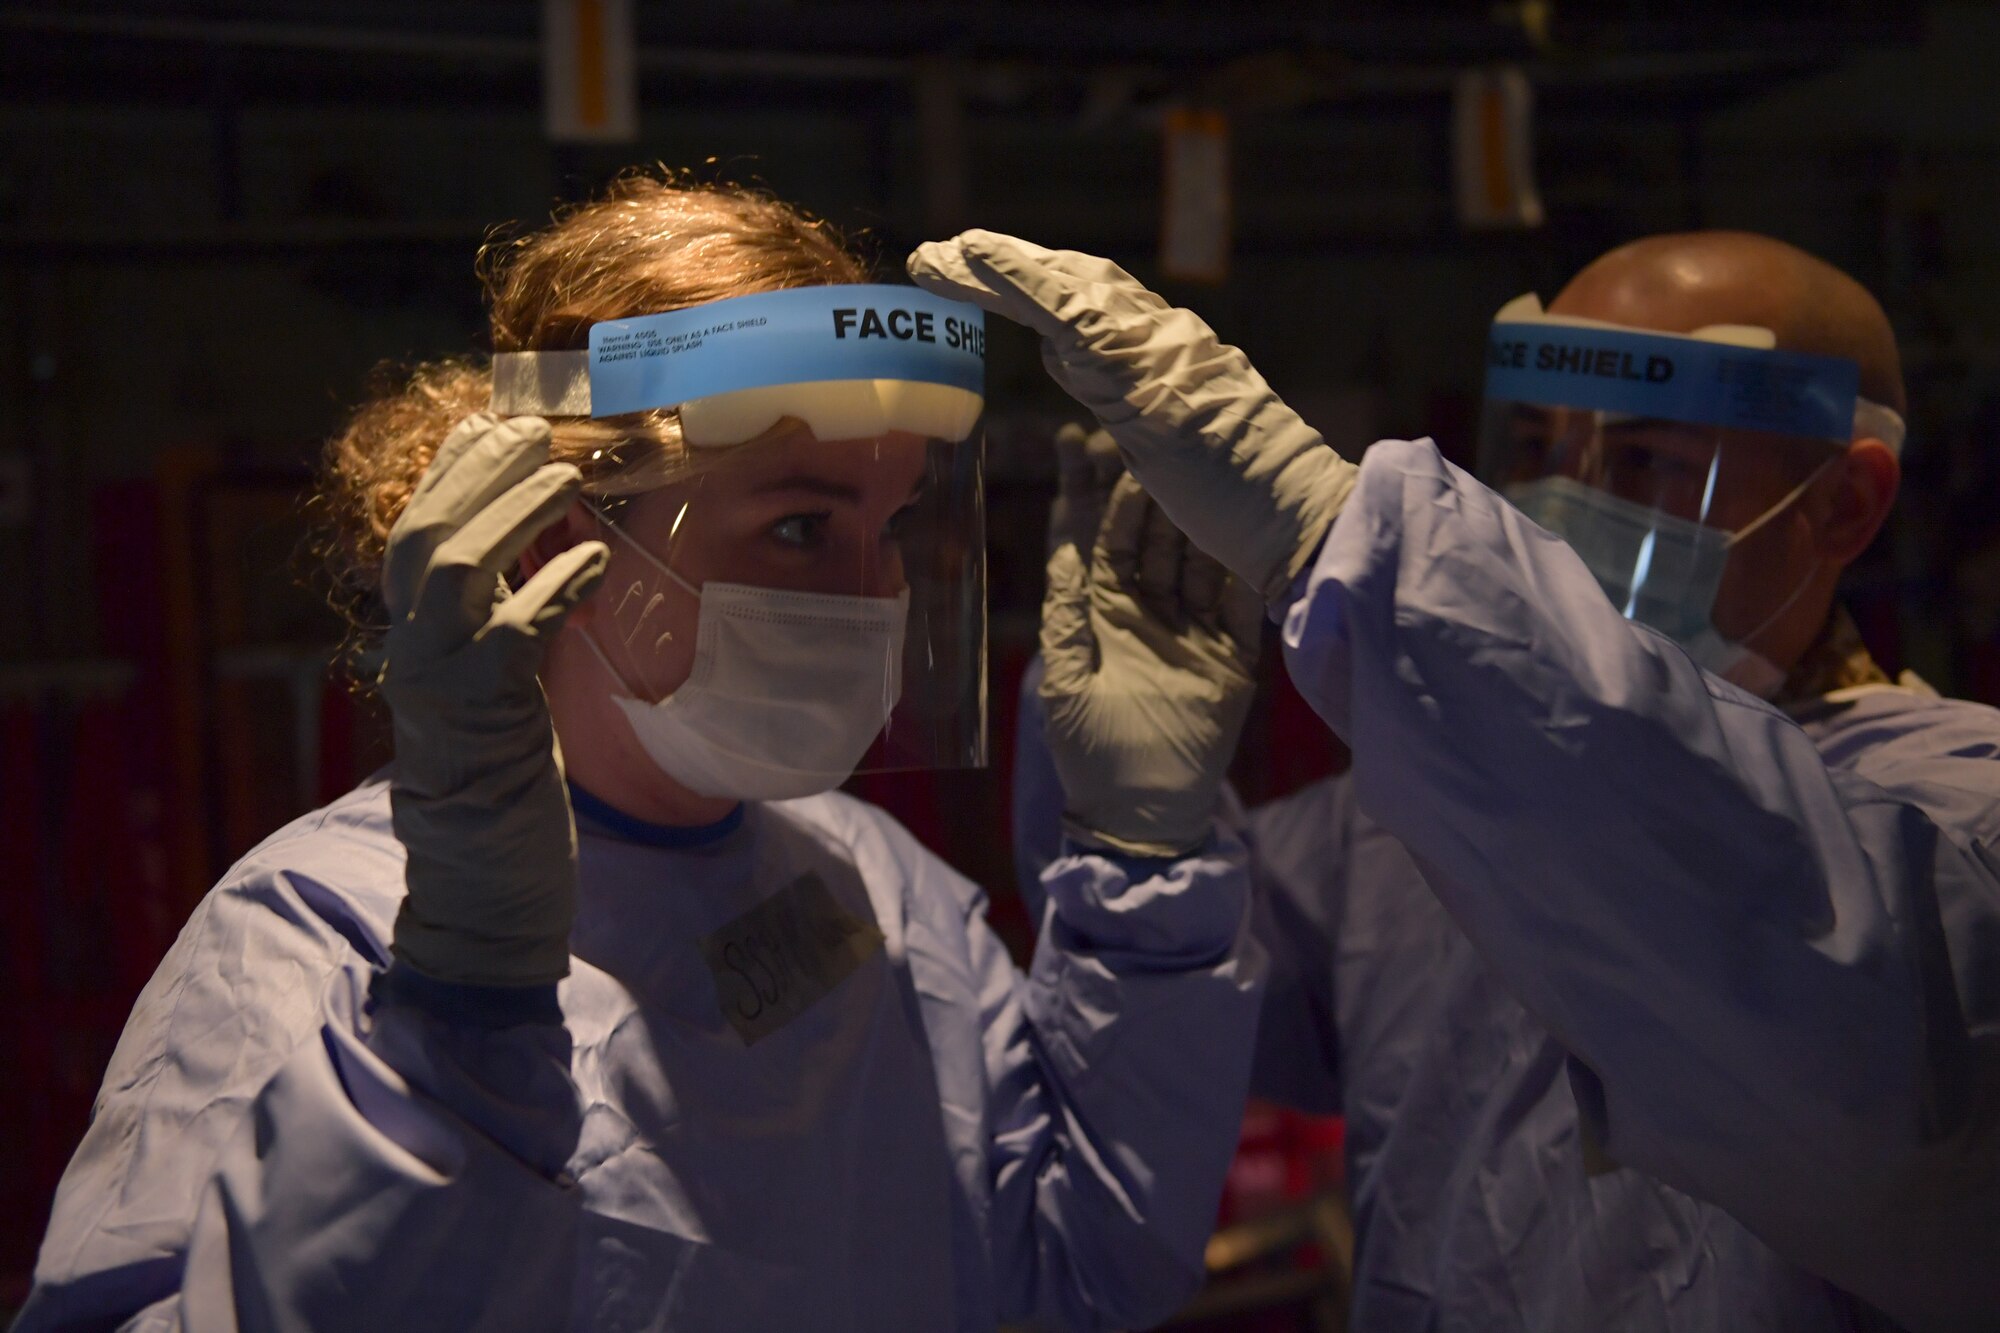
[5,2,1999,1324]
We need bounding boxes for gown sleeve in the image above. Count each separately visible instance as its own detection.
[14,809,585,1333]
[1235,781,1349,1115]
[1275,436,2000,1333]
[907,812,1264,1331]
[1010,651,1342,1114]
[174,963,584,1332]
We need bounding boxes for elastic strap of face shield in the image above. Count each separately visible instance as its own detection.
[492,350,591,416]
[1852,397,1906,455]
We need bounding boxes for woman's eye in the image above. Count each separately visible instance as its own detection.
[770,512,830,547]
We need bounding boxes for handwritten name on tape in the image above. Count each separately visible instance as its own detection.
[699,873,887,1045]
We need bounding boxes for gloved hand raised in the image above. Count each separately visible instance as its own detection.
[910,231,1357,604]
[379,412,609,988]
[1042,473,1261,857]
[1046,422,1124,556]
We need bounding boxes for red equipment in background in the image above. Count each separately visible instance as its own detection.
[0,463,386,1303]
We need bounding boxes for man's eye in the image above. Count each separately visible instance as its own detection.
[1610,448,1680,480]
[770,512,830,547]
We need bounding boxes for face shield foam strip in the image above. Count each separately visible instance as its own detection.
[489,284,986,420]
[1486,319,1861,442]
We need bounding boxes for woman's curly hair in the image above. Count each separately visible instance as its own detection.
[311,169,869,680]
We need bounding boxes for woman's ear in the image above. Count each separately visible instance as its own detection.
[1817,438,1900,565]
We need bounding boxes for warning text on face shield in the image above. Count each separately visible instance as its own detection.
[832,306,985,358]
[595,316,772,363]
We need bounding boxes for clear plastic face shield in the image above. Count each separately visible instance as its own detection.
[1475,293,1905,689]
[491,285,988,800]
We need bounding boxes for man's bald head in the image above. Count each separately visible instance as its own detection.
[1549,231,1905,414]
[1538,231,1907,681]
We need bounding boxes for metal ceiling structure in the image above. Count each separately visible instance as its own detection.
[1,3,1922,114]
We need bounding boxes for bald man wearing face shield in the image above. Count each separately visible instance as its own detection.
[947,230,2000,1332]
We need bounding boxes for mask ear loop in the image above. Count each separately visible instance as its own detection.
[585,499,703,599]
[1726,553,1823,658]
[1721,451,1843,550]
[574,498,703,702]
[574,615,642,701]
[1715,450,1846,654]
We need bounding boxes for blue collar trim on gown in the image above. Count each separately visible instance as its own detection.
[568,783,745,848]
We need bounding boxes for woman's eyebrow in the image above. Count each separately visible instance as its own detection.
[749,477,863,502]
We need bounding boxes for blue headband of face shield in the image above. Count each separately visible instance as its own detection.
[1483,296,1901,695]
[1485,314,1862,443]
[488,284,987,448]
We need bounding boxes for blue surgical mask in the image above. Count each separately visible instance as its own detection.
[1505,462,1834,697]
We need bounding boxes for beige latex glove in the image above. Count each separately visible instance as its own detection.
[380,413,609,988]
[1047,422,1125,556]
[910,231,1357,604]
[1042,474,1262,857]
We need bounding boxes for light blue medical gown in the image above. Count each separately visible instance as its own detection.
[18,782,1263,1332]
[1015,439,1999,1332]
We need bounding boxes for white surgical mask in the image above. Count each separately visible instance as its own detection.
[1506,459,1835,697]
[578,524,909,801]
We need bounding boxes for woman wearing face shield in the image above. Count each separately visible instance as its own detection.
[13,176,1267,1333]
